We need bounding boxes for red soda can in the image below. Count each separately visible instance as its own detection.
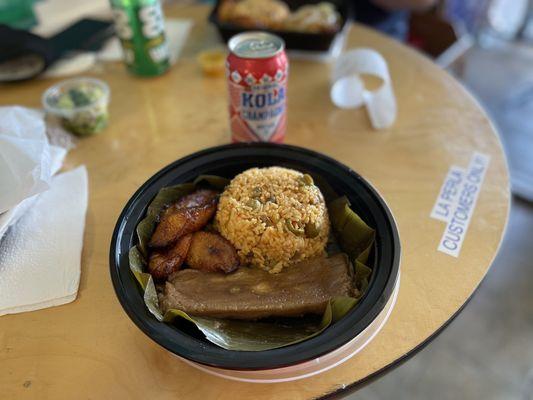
[226,32,288,143]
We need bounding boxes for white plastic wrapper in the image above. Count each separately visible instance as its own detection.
[330,49,397,129]
[0,107,53,214]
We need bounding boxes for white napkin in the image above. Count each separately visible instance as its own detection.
[0,145,66,240]
[330,48,397,129]
[43,18,193,78]
[0,107,53,213]
[0,106,68,241]
[33,0,110,37]
[0,166,88,316]
[98,19,193,65]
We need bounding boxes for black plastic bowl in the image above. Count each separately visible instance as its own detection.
[109,143,400,370]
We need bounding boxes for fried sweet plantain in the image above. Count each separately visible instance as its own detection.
[148,234,193,281]
[149,207,215,248]
[186,231,239,273]
[177,189,218,209]
[149,189,218,248]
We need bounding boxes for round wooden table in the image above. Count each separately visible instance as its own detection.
[0,5,510,399]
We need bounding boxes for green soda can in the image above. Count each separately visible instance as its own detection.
[110,0,170,76]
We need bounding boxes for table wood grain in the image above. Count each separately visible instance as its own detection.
[0,5,510,399]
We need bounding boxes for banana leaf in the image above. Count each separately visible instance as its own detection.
[328,196,375,264]
[129,176,375,351]
[192,175,230,190]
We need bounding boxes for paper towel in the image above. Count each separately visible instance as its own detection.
[0,166,88,316]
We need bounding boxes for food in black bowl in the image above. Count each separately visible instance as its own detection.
[109,143,400,378]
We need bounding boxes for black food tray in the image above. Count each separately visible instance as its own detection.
[209,0,352,52]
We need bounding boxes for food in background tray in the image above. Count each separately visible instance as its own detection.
[217,0,341,33]
[284,2,341,33]
[218,0,290,29]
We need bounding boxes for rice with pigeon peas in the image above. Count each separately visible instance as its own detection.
[215,166,330,273]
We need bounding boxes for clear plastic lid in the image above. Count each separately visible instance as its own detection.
[42,77,110,118]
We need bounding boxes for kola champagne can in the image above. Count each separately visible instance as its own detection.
[226,32,288,143]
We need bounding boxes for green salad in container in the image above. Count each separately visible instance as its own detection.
[42,77,110,136]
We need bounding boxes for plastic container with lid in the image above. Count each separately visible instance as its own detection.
[42,77,110,137]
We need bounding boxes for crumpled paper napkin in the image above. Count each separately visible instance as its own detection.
[0,145,66,240]
[0,107,54,213]
[0,107,67,241]
[0,106,88,316]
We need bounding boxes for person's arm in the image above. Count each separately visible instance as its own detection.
[371,0,437,11]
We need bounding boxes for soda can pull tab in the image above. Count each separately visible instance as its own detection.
[330,49,397,130]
